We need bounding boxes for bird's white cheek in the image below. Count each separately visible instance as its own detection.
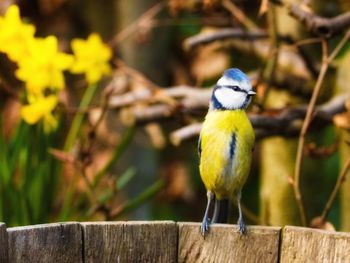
[214,88,246,109]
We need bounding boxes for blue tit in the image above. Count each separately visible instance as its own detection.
[198,68,255,236]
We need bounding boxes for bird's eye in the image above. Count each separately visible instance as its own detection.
[231,86,240,91]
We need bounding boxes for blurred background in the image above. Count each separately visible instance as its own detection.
[1,0,350,232]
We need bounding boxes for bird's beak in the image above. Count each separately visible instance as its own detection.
[248,90,256,96]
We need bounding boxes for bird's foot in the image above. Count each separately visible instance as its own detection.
[201,217,210,237]
[238,218,247,235]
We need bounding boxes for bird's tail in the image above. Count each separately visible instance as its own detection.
[212,199,230,223]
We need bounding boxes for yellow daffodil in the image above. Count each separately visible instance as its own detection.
[21,95,58,132]
[70,33,112,84]
[0,5,35,62]
[16,36,74,95]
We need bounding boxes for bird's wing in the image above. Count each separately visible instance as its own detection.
[198,135,202,159]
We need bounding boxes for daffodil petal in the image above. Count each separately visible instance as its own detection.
[20,95,58,125]
[70,33,112,84]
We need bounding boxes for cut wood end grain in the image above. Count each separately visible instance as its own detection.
[82,220,175,226]
[6,221,79,232]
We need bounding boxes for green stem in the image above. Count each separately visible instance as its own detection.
[112,179,164,218]
[63,83,98,151]
[59,83,98,220]
[93,126,135,187]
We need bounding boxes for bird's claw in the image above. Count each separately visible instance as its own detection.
[201,217,210,237]
[238,219,247,235]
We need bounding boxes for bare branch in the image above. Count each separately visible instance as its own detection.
[294,40,329,227]
[271,0,350,37]
[109,2,164,45]
[184,28,268,50]
[108,85,211,109]
[168,92,350,144]
[319,157,350,224]
[328,29,350,62]
[170,123,202,146]
[222,0,259,30]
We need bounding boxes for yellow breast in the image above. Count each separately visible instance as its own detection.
[199,110,255,200]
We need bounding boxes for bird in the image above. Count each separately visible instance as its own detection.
[198,68,255,236]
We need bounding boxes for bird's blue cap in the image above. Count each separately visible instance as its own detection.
[222,68,250,82]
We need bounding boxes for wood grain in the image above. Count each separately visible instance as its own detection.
[178,222,281,263]
[82,221,177,263]
[280,226,350,263]
[4,221,350,262]
[0,223,8,263]
[7,222,82,263]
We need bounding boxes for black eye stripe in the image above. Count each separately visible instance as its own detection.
[221,85,247,93]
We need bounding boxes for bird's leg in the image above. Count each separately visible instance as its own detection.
[201,190,214,237]
[237,191,247,235]
[212,198,220,223]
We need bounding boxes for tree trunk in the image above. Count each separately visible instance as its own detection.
[336,50,350,231]
[114,0,173,219]
[259,2,304,225]
[259,0,337,226]
[260,90,302,225]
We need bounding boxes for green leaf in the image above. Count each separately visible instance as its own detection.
[93,126,135,187]
[97,189,113,204]
[113,179,164,218]
[116,167,136,191]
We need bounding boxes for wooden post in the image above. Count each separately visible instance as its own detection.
[280,226,350,262]
[7,222,82,263]
[4,221,350,262]
[0,223,8,263]
[178,223,281,263]
[82,221,177,263]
